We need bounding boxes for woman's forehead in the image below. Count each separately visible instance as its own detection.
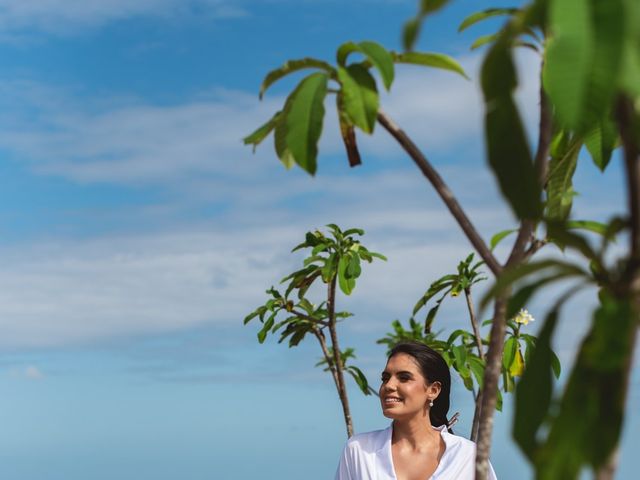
[384,352,422,372]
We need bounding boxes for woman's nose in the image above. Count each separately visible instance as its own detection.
[383,379,397,391]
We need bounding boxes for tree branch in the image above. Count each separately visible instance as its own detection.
[328,276,354,437]
[291,309,330,327]
[464,287,485,361]
[312,327,340,392]
[377,109,502,276]
[475,294,508,479]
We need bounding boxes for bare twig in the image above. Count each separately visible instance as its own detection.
[312,327,340,392]
[377,109,502,276]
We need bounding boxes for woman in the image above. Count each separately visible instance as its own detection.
[335,341,497,479]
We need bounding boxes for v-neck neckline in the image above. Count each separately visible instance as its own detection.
[384,423,449,480]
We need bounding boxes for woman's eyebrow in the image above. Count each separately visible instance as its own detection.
[382,370,414,376]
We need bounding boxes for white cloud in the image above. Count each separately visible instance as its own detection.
[0,0,246,35]
[0,83,285,184]
[8,364,44,379]
[0,49,542,188]
[0,165,512,350]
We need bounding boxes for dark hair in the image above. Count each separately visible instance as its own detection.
[388,341,452,430]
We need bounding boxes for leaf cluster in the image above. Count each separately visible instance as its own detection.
[244,41,466,175]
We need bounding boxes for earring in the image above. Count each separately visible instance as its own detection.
[429,400,434,407]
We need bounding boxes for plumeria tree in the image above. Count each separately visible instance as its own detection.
[244,225,386,437]
[243,0,640,478]
[377,252,561,442]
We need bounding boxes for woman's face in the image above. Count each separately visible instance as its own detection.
[379,352,441,420]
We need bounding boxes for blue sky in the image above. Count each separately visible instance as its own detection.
[0,1,638,479]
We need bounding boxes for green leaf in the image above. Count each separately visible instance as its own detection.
[338,255,355,295]
[346,253,362,279]
[545,137,581,220]
[413,280,453,315]
[337,65,379,134]
[274,72,328,175]
[402,17,421,51]
[321,252,337,283]
[259,58,335,99]
[618,0,640,98]
[584,117,618,171]
[424,294,446,333]
[550,351,561,379]
[257,312,276,343]
[481,39,541,220]
[490,229,517,250]
[543,0,593,129]
[471,33,499,50]
[348,366,373,396]
[468,356,486,388]
[566,220,608,236]
[458,8,519,32]
[481,259,588,311]
[369,252,387,261]
[419,0,450,16]
[451,345,469,376]
[502,336,517,370]
[243,111,281,152]
[343,228,365,237]
[337,41,395,90]
[513,309,566,462]
[583,0,625,127]
[392,51,468,79]
[243,309,261,325]
[546,221,601,264]
[536,295,635,476]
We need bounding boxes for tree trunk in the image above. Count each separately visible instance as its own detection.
[474,295,508,479]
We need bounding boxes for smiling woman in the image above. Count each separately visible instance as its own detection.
[335,342,497,480]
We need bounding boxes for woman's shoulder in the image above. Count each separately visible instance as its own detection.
[343,426,391,453]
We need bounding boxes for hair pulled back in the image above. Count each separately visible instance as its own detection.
[388,341,452,430]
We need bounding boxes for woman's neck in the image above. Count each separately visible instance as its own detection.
[391,417,440,451]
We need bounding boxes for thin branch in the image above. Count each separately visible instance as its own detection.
[524,238,547,260]
[471,391,482,443]
[616,96,640,262]
[376,109,502,276]
[328,276,354,438]
[312,327,340,392]
[291,309,330,327]
[464,287,485,361]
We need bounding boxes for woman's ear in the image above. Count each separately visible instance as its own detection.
[428,380,442,400]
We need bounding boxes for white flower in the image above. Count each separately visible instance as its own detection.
[514,308,535,326]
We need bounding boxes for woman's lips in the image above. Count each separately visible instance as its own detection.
[383,396,403,405]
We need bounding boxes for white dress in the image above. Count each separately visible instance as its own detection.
[335,424,497,480]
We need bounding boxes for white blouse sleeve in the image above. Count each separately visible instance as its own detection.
[334,442,354,480]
